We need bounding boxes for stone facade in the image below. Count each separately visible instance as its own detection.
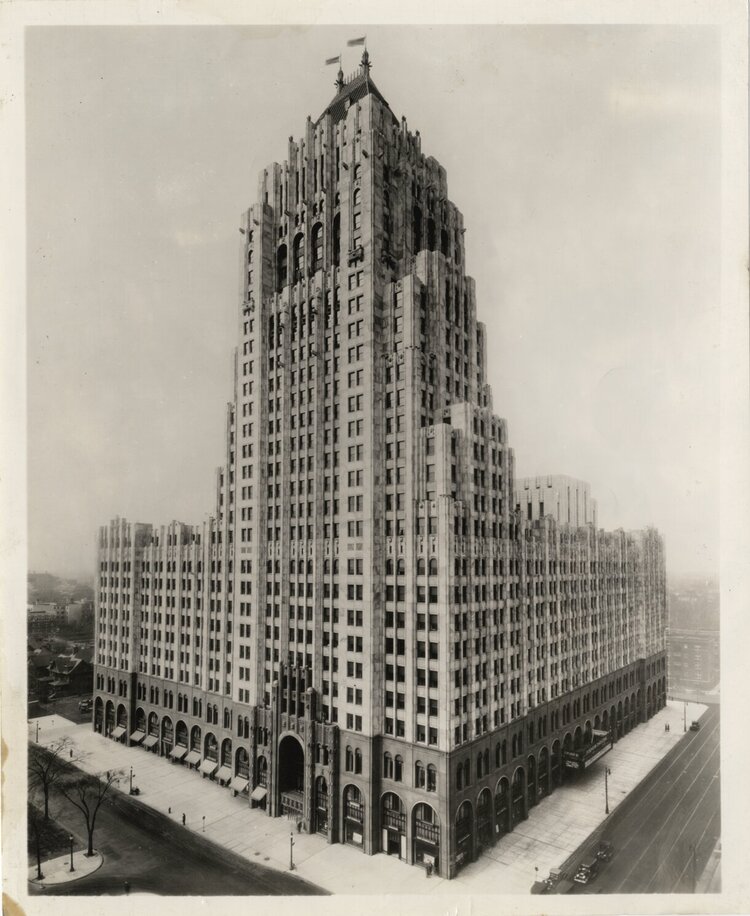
[93,53,667,879]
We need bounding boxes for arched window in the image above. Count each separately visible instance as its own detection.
[292,233,304,282]
[224,707,231,729]
[428,558,438,576]
[416,558,426,576]
[456,765,463,791]
[396,558,406,576]
[386,558,394,576]
[394,755,403,782]
[463,759,471,786]
[353,187,361,207]
[354,748,362,774]
[477,752,484,779]
[277,244,287,291]
[484,749,490,775]
[353,164,362,180]
[427,764,437,792]
[383,752,393,779]
[415,761,426,788]
[345,746,354,772]
[311,222,323,272]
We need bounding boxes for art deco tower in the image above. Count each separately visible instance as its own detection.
[94,51,667,878]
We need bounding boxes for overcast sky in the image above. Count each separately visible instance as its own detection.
[26,24,721,580]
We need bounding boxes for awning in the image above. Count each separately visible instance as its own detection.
[230,776,249,793]
[169,745,188,761]
[143,734,159,749]
[111,726,126,739]
[199,758,218,776]
[250,785,267,802]
[185,750,201,766]
[130,730,146,744]
[216,765,233,783]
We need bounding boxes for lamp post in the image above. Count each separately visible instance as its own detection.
[36,721,40,743]
[202,815,206,833]
[605,766,612,814]
[289,830,295,870]
[683,701,687,733]
[68,834,75,873]
[129,766,135,795]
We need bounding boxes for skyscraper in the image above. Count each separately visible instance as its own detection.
[93,50,667,879]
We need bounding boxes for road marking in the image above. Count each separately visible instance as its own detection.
[613,743,720,892]
[646,758,720,891]
[670,809,721,893]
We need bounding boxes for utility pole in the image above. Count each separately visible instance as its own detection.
[129,766,134,794]
[68,834,75,873]
[36,721,40,743]
[290,829,295,870]
[605,766,612,814]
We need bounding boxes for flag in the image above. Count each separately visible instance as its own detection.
[325,55,340,66]
[347,36,366,47]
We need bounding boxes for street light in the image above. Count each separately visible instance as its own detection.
[129,766,135,795]
[36,721,40,743]
[68,834,75,873]
[604,766,612,814]
[289,830,295,871]
[202,815,206,832]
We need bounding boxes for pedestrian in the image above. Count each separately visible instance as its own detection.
[182,812,186,826]
[124,881,130,895]
[168,806,172,814]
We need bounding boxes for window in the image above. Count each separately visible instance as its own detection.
[415,760,426,788]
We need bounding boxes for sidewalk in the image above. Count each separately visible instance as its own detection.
[696,839,721,893]
[28,700,707,895]
[28,851,103,887]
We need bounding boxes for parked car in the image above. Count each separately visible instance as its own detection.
[690,720,700,731]
[78,698,93,711]
[596,841,614,861]
[574,857,600,885]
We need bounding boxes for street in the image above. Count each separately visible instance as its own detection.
[570,704,720,894]
[30,776,327,896]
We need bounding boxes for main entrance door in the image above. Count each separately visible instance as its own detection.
[278,735,305,820]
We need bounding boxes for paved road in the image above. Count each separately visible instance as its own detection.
[30,777,327,896]
[571,705,720,894]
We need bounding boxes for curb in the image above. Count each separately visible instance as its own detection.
[28,851,105,888]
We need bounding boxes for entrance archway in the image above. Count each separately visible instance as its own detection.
[527,755,537,809]
[278,735,305,819]
[476,788,493,850]
[538,747,550,797]
[381,792,406,858]
[551,740,562,788]
[343,784,364,847]
[511,767,526,824]
[315,775,328,835]
[495,778,510,837]
[161,716,173,756]
[455,800,473,868]
[94,697,103,733]
[413,803,439,872]
[105,700,114,737]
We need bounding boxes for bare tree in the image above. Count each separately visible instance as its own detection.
[28,802,50,879]
[58,769,122,856]
[28,737,80,819]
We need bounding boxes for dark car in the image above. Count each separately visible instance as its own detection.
[78,698,93,711]
[596,841,614,861]
[574,857,600,885]
[690,720,700,731]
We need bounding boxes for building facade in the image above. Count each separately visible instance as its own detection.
[515,475,598,529]
[93,53,667,879]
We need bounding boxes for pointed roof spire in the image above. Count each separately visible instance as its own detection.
[335,66,344,91]
[361,47,371,73]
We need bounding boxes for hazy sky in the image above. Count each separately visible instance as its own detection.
[26,25,721,580]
